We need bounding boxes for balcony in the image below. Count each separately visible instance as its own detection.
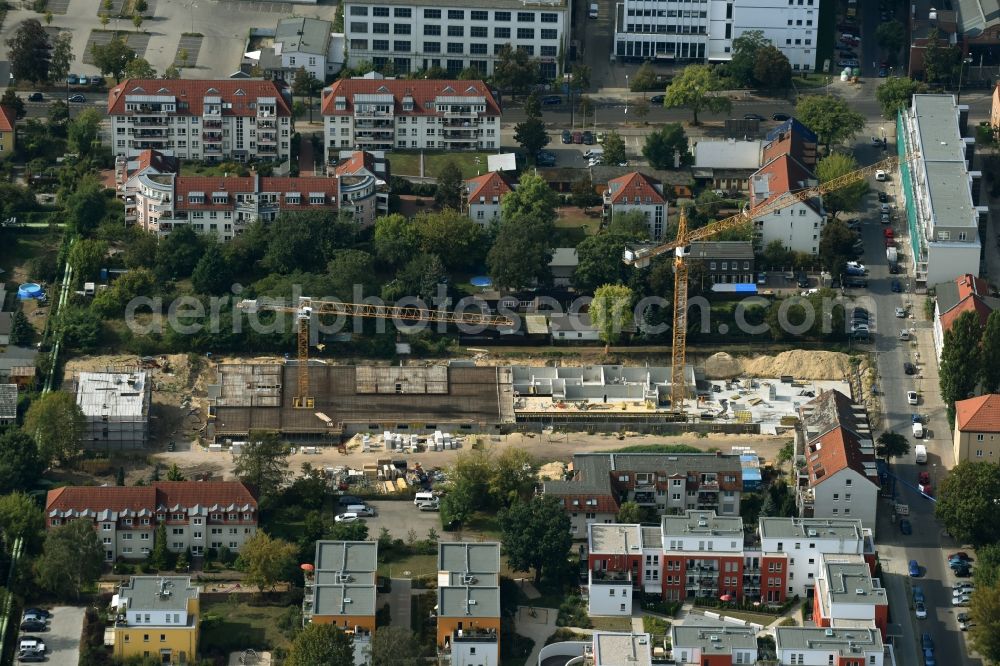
[257,145,278,155]
[356,130,394,140]
[355,110,393,118]
[443,109,479,119]
[698,481,720,492]
[130,117,168,126]
[257,134,277,145]
[451,628,498,643]
[257,119,276,129]
[355,119,394,129]
[130,128,168,138]
[204,146,222,155]
[203,118,223,129]
[132,105,166,115]
[589,570,631,585]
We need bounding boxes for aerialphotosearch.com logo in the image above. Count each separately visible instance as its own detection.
[123,283,881,341]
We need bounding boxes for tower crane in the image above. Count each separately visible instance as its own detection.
[238,297,514,409]
[624,151,920,416]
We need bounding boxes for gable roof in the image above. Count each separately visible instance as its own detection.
[955,394,1000,432]
[46,481,257,517]
[107,79,291,117]
[937,273,1000,333]
[466,171,514,203]
[800,389,870,442]
[0,106,15,133]
[807,427,878,487]
[320,78,500,116]
[334,150,377,177]
[172,175,341,211]
[606,171,666,205]
[750,153,821,215]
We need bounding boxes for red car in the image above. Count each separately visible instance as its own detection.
[918,471,930,485]
[572,131,583,144]
[884,228,894,239]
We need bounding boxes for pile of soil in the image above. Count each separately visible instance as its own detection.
[704,350,854,380]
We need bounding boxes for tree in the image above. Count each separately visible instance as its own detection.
[617,501,641,523]
[117,466,126,486]
[643,123,690,169]
[488,448,537,505]
[487,173,558,289]
[164,64,180,79]
[24,391,85,464]
[191,243,233,295]
[514,116,549,160]
[498,496,571,584]
[99,12,110,27]
[875,431,910,463]
[8,310,33,347]
[794,95,865,149]
[591,284,634,350]
[240,531,297,591]
[440,478,476,527]
[935,461,1000,545]
[48,32,74,85]
[91,37,137,83]
[572,233,634,293]
[753,45,792,90]
[369,626,422,666]
[569,64,591,92]
[728,30,768,87]
[629,62,658,92]
[148,523,169,570]
[166,463,185,481]
[291,67,323,122]
[0,89,25,120]
[286,624,354,666]
[434,160,464,210]
[762,240,793,269]
[923,29,962,85]
[817,220,857,278]
[57,306,102,350]
[601,131,626,165]
[0,492,44,553]
[970,584,1000,663]
[177,48,190,69]
[492,44,537,97]
[155,224,204,279]
[0,430,44,495]
[875,77,927,120]
[981,310,1000,393]
[68,239,109,283]
[327,249,376,298]
[233,430,290,500]
[662,64,731,125]
[132,13,144,30]
[501,171,559,224]
[6,19,51,83]
[374,214,419,266]
[974,544,1000,589]
[571,175,600,209]
[609,210,651,239]
[875,22,905,59]
[135,0,148,12]
[36,520,104,600]
[67,107,104,156]
[940,310,984,424]
[124,57,156,79]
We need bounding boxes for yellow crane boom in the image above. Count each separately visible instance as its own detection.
[239,297,514,409]
[624,150,920,414]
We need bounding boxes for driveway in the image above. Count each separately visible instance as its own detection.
[18,606,86,666]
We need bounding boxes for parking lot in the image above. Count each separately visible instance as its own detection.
[346,500,448,540]
[18,606,86,666]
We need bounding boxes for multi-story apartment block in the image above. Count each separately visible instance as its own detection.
[813,554,888,638]
[321,77,501,158]
[758,517,876,599]
[586,524,644,616]
[750,152,824,255]
[343,0,569,78]
[898,94,986,287]
[774,626,891,666]
[688,241,755,286]
[437,543,501,666]
[614,0,821,71]
[954,393,1000,463]
[107,79,292,162]
[544,453,744,537]
[670,621,759,665]
[603,172,668,241]
[542,631,654,666]
[76,371,152,450]
[796,390,880,529]
[112,576,200,664]
[44,482,258,561]
[304,540,377,663]
[465,171,515,225]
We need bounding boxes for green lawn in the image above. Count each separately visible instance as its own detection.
[179,161,251,177]
[590,616,635,632]
[642,614,670,635]
[200,601,294,654]
[377,553,438,579]
[795,73,835,89]
[389,151,493,179]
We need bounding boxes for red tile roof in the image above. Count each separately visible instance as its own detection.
[46,481,257,515]
[107,79,291,117]
[334,150,377,177]
[807,427,878,487]
[939,274,997,334]
[321,78,500,117]
[955,394,1000,432]
[560,494,620,515]
[466,171,514,204]
[0,106,15,133]
[750,154,821,214]
[606,171,666,205]
[172,175,341,211]
[762,126,818,168]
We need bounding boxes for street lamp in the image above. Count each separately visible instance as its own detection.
[956,55,974,104]
[624,74,629,118]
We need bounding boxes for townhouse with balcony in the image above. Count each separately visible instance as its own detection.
[602,172,668,242]
[437,542,501,666]
[774,626,894,666]
[669,621,759,666]
[585,523,645,616]
[796,390,880,529]
[107,80,292,162]
[543,452,744,537]
[45,482,257,562]
[897,94,986,287]
[342,0,569,78]
[758,517,876,599]
[812,554,888,639]
[112,576,200,664]
[465,171,515,225]
[304,540,377,664]
[322,77,500,158]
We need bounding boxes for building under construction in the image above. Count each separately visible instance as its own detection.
[75,370,152,449]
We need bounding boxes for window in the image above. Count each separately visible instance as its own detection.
[447,9,464,19]
[471,26,487,38]
[393,7,410,17]
[349,6,367,15]
[372,6,389,16]
[372,23,389,33]
[518,45,534,55]
[394,23,410,34]
[373,39,388,50]
[517,27,535,38]
[423,8,440,18]
[494,27,510,38]
[447,42,463,54]
[424,41,440,53]
[144,635,150,643]
[494,11,510,21]
[394,40,411,51]
[541,11,557,22]
[517,11,535,21]
[470,43,487,54]
[103,523,113,531]
[350,22,368,33]
[541,45,557,56]
[424,25,440,35]
[471,9,488,20]
[447,25,464,37]
[541,28,557,39]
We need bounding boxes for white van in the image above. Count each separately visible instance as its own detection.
[912,422,924,439]
[414,491,435,505]
[588,2,599,18]
[915,444,928,463]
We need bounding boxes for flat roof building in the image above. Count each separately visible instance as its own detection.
[670,622,758,665]
[437,542,501,666]
[775,626,889,666]
[306,540,378,662]
[113,576,200,664]
[75,371,152,449]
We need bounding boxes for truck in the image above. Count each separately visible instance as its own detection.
[886,246,898,271]
[915,444,928,463]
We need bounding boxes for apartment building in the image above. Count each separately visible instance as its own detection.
[603,172,668,242]
[796,390,880,529]
[321,76,501,158]
[44,481,258,561]
[465,171,515,225]
[342,0,569,78]
[897,94,986,287]
[813,554,888,638]
[763,119,819,169]
[688,241,755,286]
[437,542,501,666]
[586,524,645,615]
[305,540,377,663]
[932,273,999,360]
[614,0,821,71]
[670,621,758,665]
[543,452,744,536]
[107,79,293,162]
[112,576,200,664]
[750,152,824,255]
[590,633,653,666]
[954,394,1000,463]
[774,626,890,666]
[758,517,876,599]
[76,371,151,450]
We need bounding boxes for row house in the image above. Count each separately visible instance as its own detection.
[45,482,258,562]
[107,79,292,162]
[437,542,501,666]
[813,554,888,639]
[304,540,378,664]
[796,390,881,530]
[775,626,892,666]
[321,76,501,159]
[543,452,743,537]
[602,172,668,242]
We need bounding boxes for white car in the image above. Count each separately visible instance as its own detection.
[881,203,891,213]
[899,330,910,341]
[915,601,928,618]
[334,512,360,523]
[953,593,972,606]
[955,583,975,592]
[846,261,866,271]
[895,307,907,318]
[18,639,45,653]
[875,170,887,181]
[908,390,919,405]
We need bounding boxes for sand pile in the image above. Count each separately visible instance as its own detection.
[703,350,854,380]
[538,461,566,481]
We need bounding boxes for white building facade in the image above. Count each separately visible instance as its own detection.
[751,154,824,255]
[614,0,821,71]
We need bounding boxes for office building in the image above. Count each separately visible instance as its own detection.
[112,576,200,664]
[107,79,293,163]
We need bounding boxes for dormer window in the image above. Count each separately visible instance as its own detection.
[212,192,228,204]
[335,96,347,110]
[402,96,414,111]
[309,193,326,204]
[188,192,205,204]
[285,192,301,204]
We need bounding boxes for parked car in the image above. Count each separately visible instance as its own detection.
[649,94,664,104]
[743,113,765,121]
[876,169,887,181]
[68,94,87,103]
[908,390,919,405]
[913,585,925,604]
[922,633,934,651]
[561,130,572,144]
[892,280,903,294]
[950,552,973,562]
[959,612,974,630]
[28,92,43,102]
[334,512,360,523]
[23,610,51,620]
[418,501,440,511]
[17,651,45,663]
[796,273,809,288]
[953,593,972,606]
[757,272,767,285]
[17,639,44,654]
[909,559,921,577]
[19,620,46,632]
[915,601,927,618]
[582,130,594,145]
[896,307,907,318]
[89,75,103,85]
[536,150,556,166]
[541,95,562,106]
[899,519,912,534]
[572,131,583,144]
[955,582,975,592]
[338,495,363,506]
[771,112,790,121]
[954,565,972,577]
[879,191,889,203]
